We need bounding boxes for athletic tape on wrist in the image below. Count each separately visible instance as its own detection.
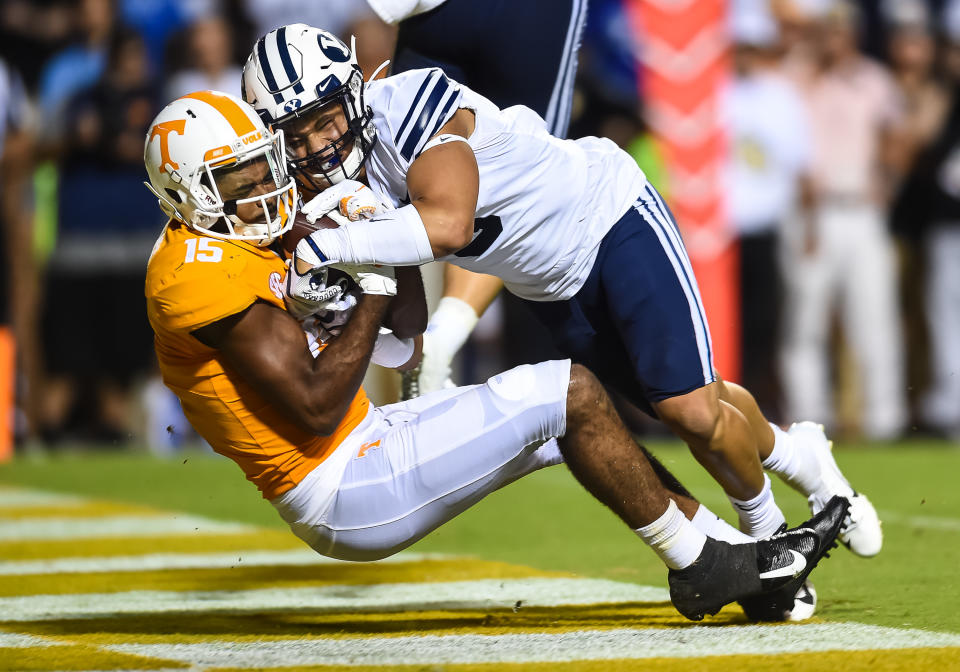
[312,203,434,266]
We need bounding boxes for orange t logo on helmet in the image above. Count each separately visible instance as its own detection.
[149,119,187,173]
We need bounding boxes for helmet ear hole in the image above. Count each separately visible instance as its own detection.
[165,188,183,204]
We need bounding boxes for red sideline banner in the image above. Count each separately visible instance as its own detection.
[0,327,12,461]
[628,0,740,381]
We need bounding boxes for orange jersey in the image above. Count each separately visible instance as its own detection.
[145,222,370,499]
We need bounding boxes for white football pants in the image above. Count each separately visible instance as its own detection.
[780,201,907,439]
[921,225,960,432]
[271,360,570,561]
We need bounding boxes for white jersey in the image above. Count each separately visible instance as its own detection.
[364,68,648,301]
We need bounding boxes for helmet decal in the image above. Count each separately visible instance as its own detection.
[317,33,350,62]
[149,119,186,173]
[181,91,256,136]
[316,74,342,96]
[243,25,377,191]
[256,26,306,101]
[143,90,298,244]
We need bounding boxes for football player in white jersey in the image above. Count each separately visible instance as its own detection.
[143,90,849,624]
[242,25,878,620]
[373,0,589,398]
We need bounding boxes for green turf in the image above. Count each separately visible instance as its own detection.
[2,439,959,633]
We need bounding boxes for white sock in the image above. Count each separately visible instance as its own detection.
[634,499,707,570]
[691,504,754,544]
[728,474,787,538]
[762,423,821,496]
[426,296,479,359]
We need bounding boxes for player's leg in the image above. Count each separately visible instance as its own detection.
[557,364,821,619]
[641,188,882,555]
[271,363,571,562]
[279,360,710,560]
[402,267,502,397]
[584,189,788,538]
[393,0,586,138]
[717,379,775,457]
[273,359,848,620]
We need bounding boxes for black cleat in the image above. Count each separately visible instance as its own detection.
[668,537,761,621]
[738,579,817,622]
[753,495,849,598]
[670,496,848,622]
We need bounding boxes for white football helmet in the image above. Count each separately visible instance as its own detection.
[242,24,377,191]
[143,90,297,246]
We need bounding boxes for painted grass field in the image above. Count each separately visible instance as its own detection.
[1,439,959,671]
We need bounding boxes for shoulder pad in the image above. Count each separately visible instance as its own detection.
[147,237,271,332]
[372,68,463,164]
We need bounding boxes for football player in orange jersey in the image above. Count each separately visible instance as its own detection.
[142,91,847,622]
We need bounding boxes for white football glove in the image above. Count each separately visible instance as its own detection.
[315,290,360,339]
[332,263,398,296]
[283,265,346,320]
[301,179,385,224]
[294,181,389,276]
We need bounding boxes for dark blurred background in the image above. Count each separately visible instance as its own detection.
[1,0,957,453]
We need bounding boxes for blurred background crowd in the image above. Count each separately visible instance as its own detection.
[1,0,958,453]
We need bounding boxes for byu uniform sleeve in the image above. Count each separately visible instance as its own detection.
[372,68,464,169]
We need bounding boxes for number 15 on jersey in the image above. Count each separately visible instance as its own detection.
[184,238,223,263]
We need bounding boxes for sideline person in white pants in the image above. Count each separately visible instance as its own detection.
[780,201,907,439]
[779,3,908,439]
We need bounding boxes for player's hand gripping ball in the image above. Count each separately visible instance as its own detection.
[281,212,360,319]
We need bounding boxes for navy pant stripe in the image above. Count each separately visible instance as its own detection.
[549,0,587,137]
[642,189,715,372]
[637,204,714,384]
[644,185,688,263]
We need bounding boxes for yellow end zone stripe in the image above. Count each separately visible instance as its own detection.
[0,557,563,597]
[0,531,303,560]
[0,643,188,671]
[13,604,725,646]
[208,648,960,672]
[0,501,163,519]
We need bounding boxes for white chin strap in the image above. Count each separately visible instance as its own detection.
[227,217,275,246]
[322,143,364,185]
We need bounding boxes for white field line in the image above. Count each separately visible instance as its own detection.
[106,624,960,666]
[0,550,451,576]
[0,488,87,508]
[0,631,66,647]
[0,515,255,541]
[879,510,960,533]
[0,578,671,622]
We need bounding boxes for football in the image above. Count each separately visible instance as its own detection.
[281,211,359,298]
[282,210,341,255]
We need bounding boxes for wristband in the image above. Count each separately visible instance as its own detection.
[370,328,416,368]
[310,203,434,266]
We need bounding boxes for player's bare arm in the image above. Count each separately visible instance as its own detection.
[383,266,428,338]
[405,108,479,257]
[192,294,390,436]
